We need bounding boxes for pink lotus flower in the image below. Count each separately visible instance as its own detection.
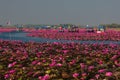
[98,60,103,65]
[31,60,38,65]
[111,55,118,60]
[43,74,50,80]
[8,63,13,68]
[4,74,9,79]
[37,62,41,65]
[105,72,113,77]
[73,73,79,78]
[80,63,86,69]
[42,60,46,63]
[82,73,87,77]
[88,65,94,71]
[27,72,33,76]
[49,61,56,67]
[8,62,17,68]
[12,61,17,65]
[95,74,100,79]
[38,76,42,80]
[9,69,16,74]
[69,60,76,65]
[36,52,42,57]
[56,63,62,67]
[63,50,69,54]
[114,60,120,67]
[98,69,106,73]
[53,42,58,45]
[118,52,120,55]
[38,72,50,80]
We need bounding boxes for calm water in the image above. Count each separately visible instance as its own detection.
[0,31,120,44]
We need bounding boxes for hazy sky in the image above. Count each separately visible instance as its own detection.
[0,0,120,25]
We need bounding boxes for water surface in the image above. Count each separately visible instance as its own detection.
[0,31,120,44]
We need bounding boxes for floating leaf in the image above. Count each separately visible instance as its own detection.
[45,70,51,74]
[0,65,3,69]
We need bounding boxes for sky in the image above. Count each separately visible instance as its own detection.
[0,0,120,26]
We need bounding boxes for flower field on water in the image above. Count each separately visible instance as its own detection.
[0,40,120,80]
[0,28,16,33]
[26,29,120,41]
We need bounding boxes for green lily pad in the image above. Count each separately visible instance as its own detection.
[0,65,3,69]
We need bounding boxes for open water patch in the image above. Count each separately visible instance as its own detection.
[0,31,120,44]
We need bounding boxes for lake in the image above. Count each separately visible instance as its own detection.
[0,31,120,44]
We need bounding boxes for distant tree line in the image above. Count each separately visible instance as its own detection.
[14,23,120,28]
[100,23,120,28]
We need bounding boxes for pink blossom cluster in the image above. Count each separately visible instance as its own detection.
[26,29,120,41]
[0,28,16,33]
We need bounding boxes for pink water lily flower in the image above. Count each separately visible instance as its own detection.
[105,72,113,77]
[98,69,106,73]
[43,74,50,80]
[73,73,79,78]
[56,63,62,67]
[95,74,100,79]
[80,63,86,69]
[38,76,42,80]
[31,60,38,65]
[88,65,94,71]
[111,55,118,60]
[8,63,13,68]
[8,61,17,68]
[4,74,9,79]
[9,69,16,74]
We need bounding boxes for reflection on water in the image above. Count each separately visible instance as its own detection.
[0,31,120,44]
